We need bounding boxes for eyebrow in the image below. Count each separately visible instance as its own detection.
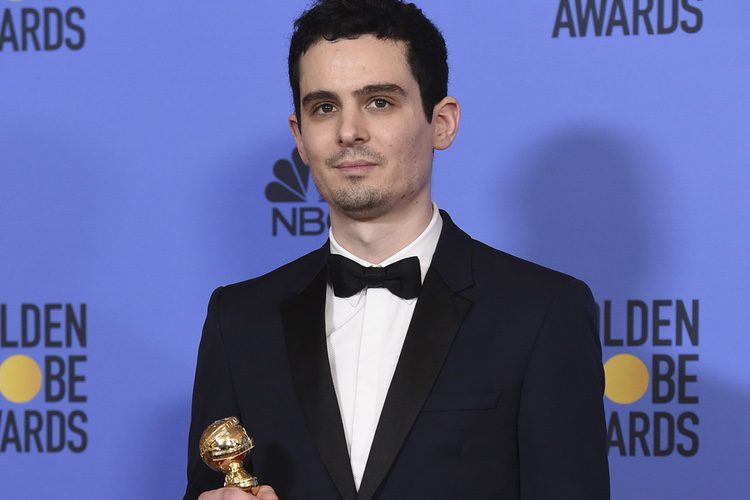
[354,83,407,98]
[301,83,407,109]
[301,90,337,109]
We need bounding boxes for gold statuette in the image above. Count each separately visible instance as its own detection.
[199,416,259,492]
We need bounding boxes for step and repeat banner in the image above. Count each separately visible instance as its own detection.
[1,1,748,498]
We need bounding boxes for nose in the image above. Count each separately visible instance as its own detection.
[337,106,369,146]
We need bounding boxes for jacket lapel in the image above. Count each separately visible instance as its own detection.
[356,212,474,500]
[281,248,358,500]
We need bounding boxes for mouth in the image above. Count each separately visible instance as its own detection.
[333,160,378,173]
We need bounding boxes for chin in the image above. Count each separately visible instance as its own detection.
[329,187,391,214]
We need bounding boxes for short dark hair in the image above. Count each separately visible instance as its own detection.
[288,0,448,125]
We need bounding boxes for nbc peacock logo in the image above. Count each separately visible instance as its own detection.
[265,148,328,236]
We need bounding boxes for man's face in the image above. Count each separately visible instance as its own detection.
[290,35,438,220]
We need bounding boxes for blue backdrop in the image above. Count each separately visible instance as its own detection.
[1,1,748,498]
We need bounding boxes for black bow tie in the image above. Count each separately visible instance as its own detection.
[327,254,422,299]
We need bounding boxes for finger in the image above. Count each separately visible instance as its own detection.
[254,485,279,500]
[198,486,255,499]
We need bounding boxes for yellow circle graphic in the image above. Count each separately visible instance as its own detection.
[604,353,649,404]
[0,355,43,403]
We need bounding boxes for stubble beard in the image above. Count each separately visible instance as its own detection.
[328,177,391,213]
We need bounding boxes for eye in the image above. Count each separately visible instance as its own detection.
[313,103,337,115]
[368,98,392,109]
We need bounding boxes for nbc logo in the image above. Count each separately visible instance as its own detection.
[265,149,328,236]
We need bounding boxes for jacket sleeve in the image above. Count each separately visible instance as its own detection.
[184,287,241,499]
[518,279,610,500]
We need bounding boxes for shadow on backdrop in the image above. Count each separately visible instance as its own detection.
[509,127,750,497]
[508,126,664,296]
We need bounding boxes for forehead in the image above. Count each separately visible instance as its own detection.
[297,35,416,94]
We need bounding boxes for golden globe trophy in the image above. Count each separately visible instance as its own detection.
[199,416,259,493]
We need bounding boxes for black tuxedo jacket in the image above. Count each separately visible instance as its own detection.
[185,211,610,499]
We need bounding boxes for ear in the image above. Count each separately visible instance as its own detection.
[431,96,460,151]
[288,113,310,165]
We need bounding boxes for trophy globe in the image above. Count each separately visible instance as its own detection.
[199,416,258,492]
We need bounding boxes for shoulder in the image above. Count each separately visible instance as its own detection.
[465,238,600,364]
[210,245,327,311]
[436,210,593,309]
[470,238,578,288]
[467,237,595,311]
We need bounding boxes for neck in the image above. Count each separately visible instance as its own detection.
[329,197,434,264]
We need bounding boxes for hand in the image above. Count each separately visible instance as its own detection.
[198,485,279,500]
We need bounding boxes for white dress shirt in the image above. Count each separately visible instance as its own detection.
[325,203,443,490]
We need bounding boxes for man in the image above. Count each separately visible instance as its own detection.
[186,1,610,499]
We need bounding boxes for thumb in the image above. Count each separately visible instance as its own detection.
[253,485,279,500]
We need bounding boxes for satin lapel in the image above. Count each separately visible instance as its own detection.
[356,267,472,500]
[281,266,358,500]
